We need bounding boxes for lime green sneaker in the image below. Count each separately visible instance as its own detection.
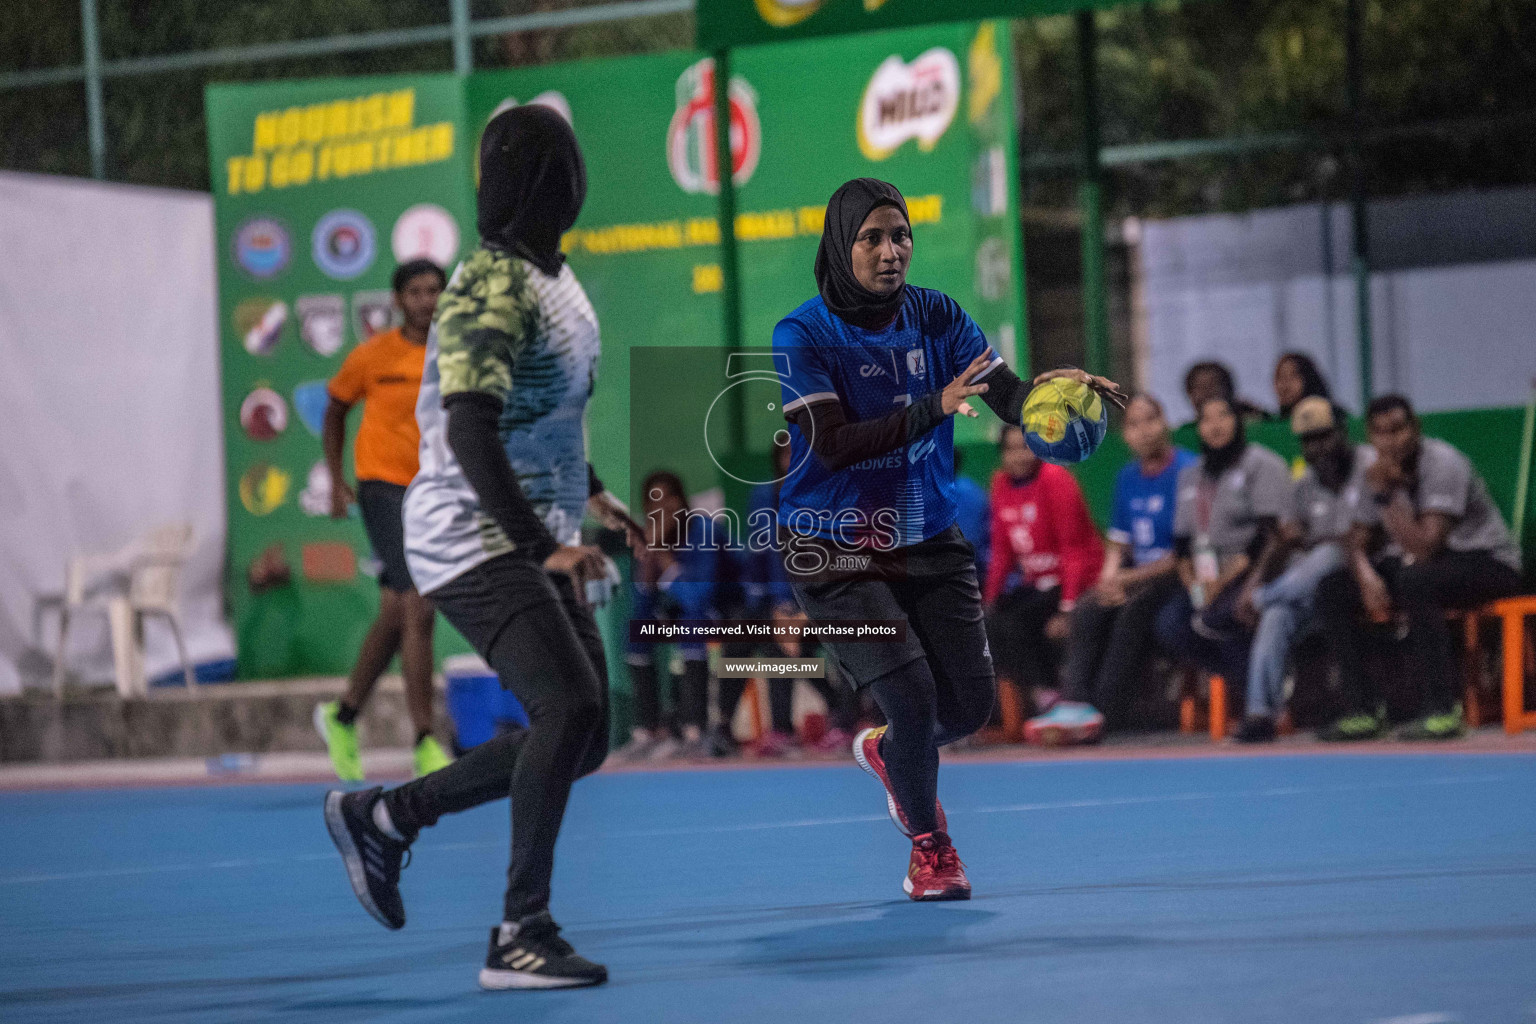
[1397,704,1466,741]
[314,701,364,782]
[1317,711,1383,742]
[414,735,453,777]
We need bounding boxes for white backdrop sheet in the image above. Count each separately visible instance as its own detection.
[0,171,233,694]
[1139,187,1536,423]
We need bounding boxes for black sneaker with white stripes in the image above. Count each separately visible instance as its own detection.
[323,787,411,930]
[478,910,608,990]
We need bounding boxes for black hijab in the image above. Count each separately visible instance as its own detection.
[477,104,586,277]
[814,177,910,330]
[1198,396,1249,480]
[1275,351,1331,418]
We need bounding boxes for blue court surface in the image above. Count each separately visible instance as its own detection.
[4,752,1535,1024]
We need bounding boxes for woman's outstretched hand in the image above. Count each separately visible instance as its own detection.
[1033,367,1129,409]
[942,352,995,417]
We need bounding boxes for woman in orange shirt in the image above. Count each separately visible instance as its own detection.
[314,259,449,781]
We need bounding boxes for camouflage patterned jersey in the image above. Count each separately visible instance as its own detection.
[403,246,600,594]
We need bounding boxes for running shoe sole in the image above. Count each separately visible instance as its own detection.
[478,968,606,991]
[1022,718,1103,747]
[902,875,971,901]
[322,791,397,930]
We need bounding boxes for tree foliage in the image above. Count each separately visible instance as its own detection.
[0,0,1530,209]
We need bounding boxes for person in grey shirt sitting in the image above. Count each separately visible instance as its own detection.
[1155,395,1293,707]
[1232,398,1365,742]
[1315,395,1523,741]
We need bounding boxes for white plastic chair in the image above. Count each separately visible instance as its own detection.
[50,523,197,698]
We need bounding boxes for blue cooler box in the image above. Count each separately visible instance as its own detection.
[444,654,529,750]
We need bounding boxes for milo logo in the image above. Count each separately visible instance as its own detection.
[667,58,761,195]
[858,47,961,161]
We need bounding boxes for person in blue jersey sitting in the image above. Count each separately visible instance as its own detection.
[772,178,1123,900]
[613,470,719,761]
[1029,393,1197,743]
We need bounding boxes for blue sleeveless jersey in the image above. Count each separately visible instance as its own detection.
[773,287,1000,547]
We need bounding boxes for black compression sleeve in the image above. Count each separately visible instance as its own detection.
[444,392,560,564]
[787,392,947,473]
[975,362,1031,426]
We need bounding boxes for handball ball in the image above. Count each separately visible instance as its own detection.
[1021,377,1107,465]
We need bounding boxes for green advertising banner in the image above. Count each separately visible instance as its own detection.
[468,20,1023,512]
[207,22,1021,678]
[697,0,1147,51]
[206,73,476,678]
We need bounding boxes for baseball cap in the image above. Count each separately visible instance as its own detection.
[1290,396,1337,437]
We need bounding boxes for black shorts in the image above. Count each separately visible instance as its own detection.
[790,525,993,689]
[357,479,413,592]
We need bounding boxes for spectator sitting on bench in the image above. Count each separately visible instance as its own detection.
[1154,395,1292,712]
[1314,395,1523,741]
[1232,398,1363,742]
[1033,394,1195,743]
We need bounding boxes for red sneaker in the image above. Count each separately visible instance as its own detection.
[852,726,947,837]
[905,831,970,901]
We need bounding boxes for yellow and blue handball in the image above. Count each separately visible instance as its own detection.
[1020,377,1108,465]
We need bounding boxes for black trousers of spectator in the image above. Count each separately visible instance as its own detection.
[985,585,1064,698]
[1061,574,1182,727]
[1315,551,1522,718]
[384,555,609,923]
[630,658,708,734]
[1153,577,1253,707]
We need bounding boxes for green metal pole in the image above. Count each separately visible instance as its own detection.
[449,0,472,76]
[80,0,106,179]
[1347,0,1373,411]
[712,49,746,452]
[1075,9,1108,377]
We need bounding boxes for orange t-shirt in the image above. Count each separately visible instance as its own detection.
[327,327,426,487]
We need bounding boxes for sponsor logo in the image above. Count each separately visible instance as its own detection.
[296,294,346,356]
[391,203,460,267]
[905,349,926,377]
[239,386,288,441]
[233,216,291,279]
[858,363,889,378]
[299,461,333,517]
[857,48,960,161]
[976,237,1010,302]
[233,297,288,356]
[351,290,396,342]
[753,0,822,27]
[967,22,1003,126]
[292,380,331,437]
[239,462,291,516]
[312,209,376,280]
[667,58,761,195]
[909,436,938,463]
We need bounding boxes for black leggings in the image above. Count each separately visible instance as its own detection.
[793,530,995,836]
[384,555,610,922]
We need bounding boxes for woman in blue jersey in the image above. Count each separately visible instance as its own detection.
[775,178,1123,900]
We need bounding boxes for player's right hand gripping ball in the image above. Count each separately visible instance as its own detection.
[1020,377,1108,465]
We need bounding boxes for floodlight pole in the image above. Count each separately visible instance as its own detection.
[1346,0,1373,411]
[1075,9,1108,378]
[80,0,106,179]
[712,47,747,452]
[450,0,473,76]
